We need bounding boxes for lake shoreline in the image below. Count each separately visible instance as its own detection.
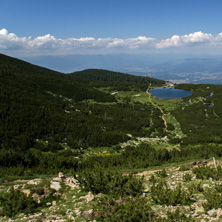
[149,88,192,100]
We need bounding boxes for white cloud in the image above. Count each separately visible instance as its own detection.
[156,31,214,48]
[1,28,222,56]
[0,28,8,35]
[156,35,181,48]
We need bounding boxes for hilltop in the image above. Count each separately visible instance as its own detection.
[72,68,164,85]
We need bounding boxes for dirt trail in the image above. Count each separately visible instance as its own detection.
[135,166,180,176]
[133,160,220,177]
[146,89,168,132]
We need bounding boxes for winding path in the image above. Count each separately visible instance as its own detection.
[146,89,168,132]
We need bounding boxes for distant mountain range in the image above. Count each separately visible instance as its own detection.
[20,54,222,84]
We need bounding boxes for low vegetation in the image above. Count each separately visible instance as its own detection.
[1,53,222,221]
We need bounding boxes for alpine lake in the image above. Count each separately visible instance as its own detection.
[149,88,192,100]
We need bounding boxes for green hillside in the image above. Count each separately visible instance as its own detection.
[0,53,166,175]
[72,68,165,91]
[73,68,164,85]
[0,53,115,103]
[2,54,222,221]
[173,84,222,145]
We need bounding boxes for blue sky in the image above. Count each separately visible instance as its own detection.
[1,0,222,56]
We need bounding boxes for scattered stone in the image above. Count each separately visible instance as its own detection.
[66,209,73,215]
[192,213,198,217]
[83,209,93,220]
[68,215,75,220]
[75,202,83,207]
[58,172,65,179]
[79,192,94,203]
[203,184,210,188]
[52,177,62,182]
[52,200,57,206]
[27,178,42,185]
[50,181,61,191]
[21,189,30,196]
[207,208,217,217]
[29,212,42,219]
[74,209,81,216]
[13,184,20,190]
[65,176,80,189]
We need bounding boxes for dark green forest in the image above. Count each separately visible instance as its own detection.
[1,53,222,177]
[173,84,222,145]
[2,53,222,221]
[0,53,167,175]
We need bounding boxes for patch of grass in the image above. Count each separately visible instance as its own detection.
[165,114,184,138]
[150,96,182,112]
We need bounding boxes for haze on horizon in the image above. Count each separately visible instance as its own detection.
[1,0,222,83]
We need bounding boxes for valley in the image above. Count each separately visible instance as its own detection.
[1,53,222,221]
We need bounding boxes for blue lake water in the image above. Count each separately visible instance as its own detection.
[149,88,192,100]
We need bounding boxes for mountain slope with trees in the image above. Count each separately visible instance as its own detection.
[0,53,166,175]
[2,53,222,221]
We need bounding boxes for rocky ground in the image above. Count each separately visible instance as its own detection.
[1,162,222,221]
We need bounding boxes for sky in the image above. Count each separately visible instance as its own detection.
[1,0,222,57]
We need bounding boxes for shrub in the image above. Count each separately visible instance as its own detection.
[39,195,61,207]
[91,196,156,221]
[91,196,194,222]
[192,166,222,180]
[150,182,193,206]
[149,174,158,183]
[183,173,192,182]
[215,184,222,193]
[75,166,144,196]
[167,123,175,131]
[203,189,222,211]
[179,165,190,171]
[31,187,45,195]
[155,168,168,178]
[0,187,38,217]
[166,208,195,222]
[188,182,204,193]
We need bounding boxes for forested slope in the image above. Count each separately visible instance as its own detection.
[0,54,116,103]
[72,69,165,91]
[173,84,222,145]
[2,54,222,221]
[0,53,166,175]
[72,69,164,85]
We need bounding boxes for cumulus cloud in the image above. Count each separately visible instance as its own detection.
[156,31,215,48]
[1,28,222,56]
[0,29,156,55]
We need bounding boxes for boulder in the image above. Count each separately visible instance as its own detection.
[50,181,61,191]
